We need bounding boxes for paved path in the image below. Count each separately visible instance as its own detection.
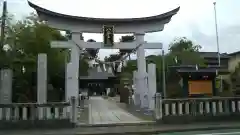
[88,96,149,125]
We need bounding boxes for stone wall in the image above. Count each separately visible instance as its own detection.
[0,119,75,130]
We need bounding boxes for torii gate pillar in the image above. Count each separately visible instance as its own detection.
[51,36,82,102]
[135,34,148,108]
[28,1,180,109]
[68,44,80,100]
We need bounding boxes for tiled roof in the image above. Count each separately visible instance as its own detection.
[28,1,180,23]
[170,65,229,74]
[80,68,115,80]
[228,51,240,56]
[198,52,230,58]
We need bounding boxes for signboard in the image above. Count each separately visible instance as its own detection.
[188,80,213,95]
[103,25,114,46]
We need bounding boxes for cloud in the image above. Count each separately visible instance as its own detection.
[218,25,240,53]
[4,0,240,60]
[4,0,32,19]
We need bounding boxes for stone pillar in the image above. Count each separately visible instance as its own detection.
[133,70,140,106]
[106,88,110,95]
[147,63,157,110]
[128,89,133,105]
[70,96,77,124]
[66,62,79,98]
[65,63,73,102]
[66,63,75,114]
[70,33,82,108]
[70,45,80,98]
[135,33,148,109]
[37,54,47,104]
[155,93,162,120]
[37,54,47,119]
[0,69,12,104]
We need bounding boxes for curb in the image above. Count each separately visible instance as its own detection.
[75,124,240,135]
[145,125,240,135]
[3,123,240,135]
[78,121,156,127]
[78,125,240,135]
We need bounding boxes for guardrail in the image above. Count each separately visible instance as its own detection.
[155,93,240,123]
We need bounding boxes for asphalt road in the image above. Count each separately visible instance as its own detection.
[156,129,240,135]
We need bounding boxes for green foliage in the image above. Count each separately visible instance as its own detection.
[3,13,89,102]
[169,37,202,52]
[122,60,137,73]
[122,37,204,97]
[230,62,240,94]
[85,39,99,59]
[119,35,135,57]
[169,37,205,66]
[104,35,135,74]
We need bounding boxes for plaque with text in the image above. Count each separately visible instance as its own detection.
[103,25,114,47]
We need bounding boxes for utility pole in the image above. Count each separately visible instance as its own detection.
[0,0,7,49]
[213,2,222,92]
[213,2,220,66]
[162,50,166,98]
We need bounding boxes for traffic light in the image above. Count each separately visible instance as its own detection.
[103,25,114,46]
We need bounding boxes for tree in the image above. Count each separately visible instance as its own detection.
[104,54,122,74]
[4,13,89,102]
[230,62,240,95]
[7,15,68,102]
[104,35,135,74]
[85,39,99,60]
[168,37,205,65]
[122,37,205,98]
[165,37,205,97]
[119,35,134,60]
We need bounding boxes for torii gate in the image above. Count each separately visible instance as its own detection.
[28,1,180,109]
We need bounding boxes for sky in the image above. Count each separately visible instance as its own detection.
[3,0,240,60]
